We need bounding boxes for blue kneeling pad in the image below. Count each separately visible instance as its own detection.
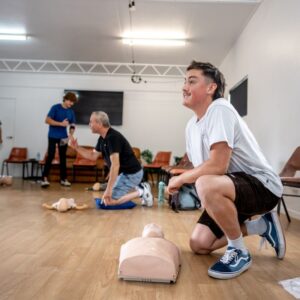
[95,198,136,210]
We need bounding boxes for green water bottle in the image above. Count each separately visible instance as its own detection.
[158,181,165,206]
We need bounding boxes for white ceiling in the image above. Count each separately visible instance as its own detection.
[0,0,261,67]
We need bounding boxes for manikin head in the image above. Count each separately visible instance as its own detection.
[0,175,13,186]
[57,198,69,212]
[142,223,164,238]
[92,182,101,191]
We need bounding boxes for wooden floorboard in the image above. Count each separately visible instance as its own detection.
[0,179,299,300]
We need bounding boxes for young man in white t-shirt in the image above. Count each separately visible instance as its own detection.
[167,61,285,279]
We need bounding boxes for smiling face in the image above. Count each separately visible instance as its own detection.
[63,99,75,109]
[182,69,217,111]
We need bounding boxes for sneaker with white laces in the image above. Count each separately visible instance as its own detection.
[60,179,71,187]
[260,211,286,259]
[140,182,153,207]
[41,179,50,188]
[208,247,252,279]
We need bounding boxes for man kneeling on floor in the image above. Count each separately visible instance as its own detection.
[167,61,285,279]
[69,111,153,207]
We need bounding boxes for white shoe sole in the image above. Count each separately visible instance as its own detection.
[208,260,252,280]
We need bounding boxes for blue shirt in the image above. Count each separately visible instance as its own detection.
[47,103,76,139]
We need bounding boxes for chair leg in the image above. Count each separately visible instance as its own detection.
[149,170,154,185]
[22,162,28,179]
[2,162,9,176]
[280,197,291,223]
[1,161,5,176]
[157,169,161,184]
[277,198,281,215]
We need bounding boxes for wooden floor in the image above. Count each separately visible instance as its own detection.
[0,179,299,300]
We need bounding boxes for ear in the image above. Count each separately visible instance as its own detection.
[208,82,217,95]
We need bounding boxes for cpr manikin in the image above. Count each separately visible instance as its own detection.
[42,198,88,212]
[118,223,181,283]
[0,176,13,186]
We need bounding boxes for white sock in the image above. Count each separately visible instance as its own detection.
[245,216,267,236]
[227,234,247,253]
[136,187,143,197]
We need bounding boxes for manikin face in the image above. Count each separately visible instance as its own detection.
[182,69,216,110]
[142,223,164,238]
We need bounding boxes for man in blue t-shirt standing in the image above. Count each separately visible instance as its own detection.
[41,92,77,187]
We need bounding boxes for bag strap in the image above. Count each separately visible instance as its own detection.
[181,184,201,209]
[170,192,180,213]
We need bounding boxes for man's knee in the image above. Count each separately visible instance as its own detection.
[195,176,218,207]
[189,236,212,254]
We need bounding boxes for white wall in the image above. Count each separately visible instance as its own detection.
[0,72,193,176]
[220,0,300,219]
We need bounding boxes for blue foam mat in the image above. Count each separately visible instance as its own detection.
[95,198,136,210]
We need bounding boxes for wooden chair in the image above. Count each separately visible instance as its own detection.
[132,147,141,163]
[72,146,98,182]
[1,147,28,178]
[143,151,172,185]
[278,146,300,222]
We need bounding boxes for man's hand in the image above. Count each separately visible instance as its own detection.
[167,175,183,195]
[102,189,113,206]
[69,135,78,150]
[61,119,69,127]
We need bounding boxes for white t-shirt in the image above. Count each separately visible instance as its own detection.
[185,98,283,197]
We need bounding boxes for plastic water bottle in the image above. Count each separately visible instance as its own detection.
[158,181,165,207]
[36,152,41,161]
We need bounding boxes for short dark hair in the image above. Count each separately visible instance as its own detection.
[186,61,226,100]
[63,92,77,103]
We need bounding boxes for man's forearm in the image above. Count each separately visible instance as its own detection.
[75,146,98,161]
[106,164,119,195]
[179,159,228,185]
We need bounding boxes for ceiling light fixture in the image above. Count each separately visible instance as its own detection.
[0,34,28,41]
[123,38,185,46]
[122,31,186,47]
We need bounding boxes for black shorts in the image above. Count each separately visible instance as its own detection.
[198,172,280,239]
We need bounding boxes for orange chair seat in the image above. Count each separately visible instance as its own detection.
[4,158,28,162]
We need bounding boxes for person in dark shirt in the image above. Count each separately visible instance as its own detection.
[41,92,77,188]
[69,111,153,206]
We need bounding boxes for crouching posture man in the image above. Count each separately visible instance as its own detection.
[70,111,153,207]
[167,61,285,279]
